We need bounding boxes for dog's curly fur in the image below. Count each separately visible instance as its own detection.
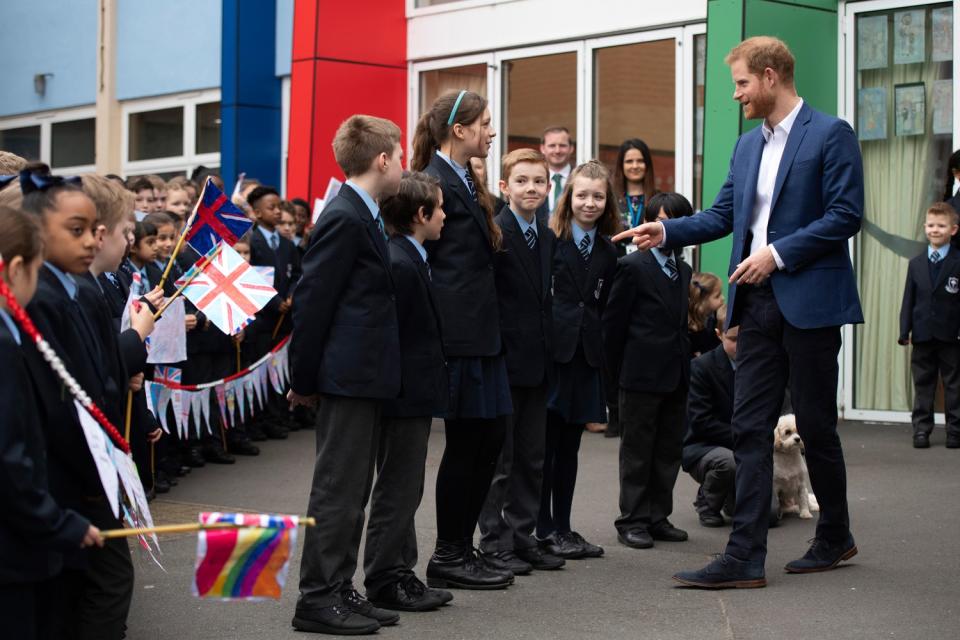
[773,414,819,519]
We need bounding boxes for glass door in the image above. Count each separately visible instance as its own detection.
[841,0,958,422]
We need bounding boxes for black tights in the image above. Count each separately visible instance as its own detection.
[435,417,506,544]
[537,411,585,537]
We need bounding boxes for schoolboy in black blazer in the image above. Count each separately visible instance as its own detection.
[364,174,451,612]
[479,149,563,572]
[290,115,403,636]
[603,193,693,550]
[899,203,960,448]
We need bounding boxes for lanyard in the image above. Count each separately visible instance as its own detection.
[625,194,644,227]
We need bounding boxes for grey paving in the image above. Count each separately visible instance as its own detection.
[127,421,960,639]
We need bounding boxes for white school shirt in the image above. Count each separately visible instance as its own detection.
[748,98,804,269]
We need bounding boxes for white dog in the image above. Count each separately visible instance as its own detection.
[773,414,819,519]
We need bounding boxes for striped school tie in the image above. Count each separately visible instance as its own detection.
[931,250,941,264]
[579,234,591,261]
[525,227,537,250]
[665,256,679,281]
[463,171,478,202]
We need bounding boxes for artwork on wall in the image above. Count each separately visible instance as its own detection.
[931,7,953,62]
[858,87,887,141]
[894,83,925,136]
[933,79,953,136]
[858,15,888,70]
[894,10,925,64]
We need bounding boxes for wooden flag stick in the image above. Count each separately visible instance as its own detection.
[271,309,287,340]
[157,178,208,290]
[101,517,316,539]
[234,338,242,373]
[124,389,134,442]
[153,244,223,320]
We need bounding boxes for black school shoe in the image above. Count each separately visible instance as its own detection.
[480,549,533,575]
[649,520,688,542]
[784,536,858,574]
[913,432,931,448]
[292,602,380,635]
[229,439,260,456]
[202,447,235,464]
[698,511,725,527]
[426,542,512,590]
[617,529,654,549]
[673,553,767,589]
[342,589,399,626]
[538,532,584,559]
[568,531,604,558]
[370,575,451,612]
[946,434,960,449]
[514,544,565,570]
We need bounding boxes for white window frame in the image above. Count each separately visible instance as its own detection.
[0,105,97,174]
[838,0,959,423]
[121,88,221,178]
[406,0,521,18]
[281,76,291,197]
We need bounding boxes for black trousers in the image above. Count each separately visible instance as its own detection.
[435,418,505,544]
[0,582,37,639]
[690,446,780,525]
[910,340,960,437]
[479,384,548,552]
[298,395,381,609]
[38,537,133,640]
[616,387,686,533]
[537,410,585,537]
[726,284,849,566]
[363,415,431,596]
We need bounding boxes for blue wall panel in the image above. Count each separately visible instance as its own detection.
[0,0,97,117]
[116,0,221,100]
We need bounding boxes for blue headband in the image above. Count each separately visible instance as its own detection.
[446,90,468,126]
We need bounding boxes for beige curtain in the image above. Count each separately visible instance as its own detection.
[854,13,952,411]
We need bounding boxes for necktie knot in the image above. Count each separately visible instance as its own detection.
[270,233,279,250]
[931,250,942,264]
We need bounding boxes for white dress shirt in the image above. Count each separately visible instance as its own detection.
[750,98,804,269]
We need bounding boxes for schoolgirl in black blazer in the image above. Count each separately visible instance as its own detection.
[537,161,620,560]
[412,90,513,590]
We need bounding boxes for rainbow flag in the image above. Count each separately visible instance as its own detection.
[193,512,299,600]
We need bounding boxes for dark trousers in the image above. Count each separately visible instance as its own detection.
[363,415,432,596]
[1,582,37,639]
[726,284,848,566]
[537,410,585,537]
[616,387,686,533]
[298,395,381,609]
[910,340,960,437]
[479,383,548,552]
[39,537,133,640]
[690,446,780,526]
[435,418,506,544]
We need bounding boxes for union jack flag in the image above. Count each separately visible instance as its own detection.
[185,178,254,256]
[179,242,277,336]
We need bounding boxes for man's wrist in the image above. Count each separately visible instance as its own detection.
[658,221,667,248]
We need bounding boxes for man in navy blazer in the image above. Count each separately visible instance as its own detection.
[616,36,864,588]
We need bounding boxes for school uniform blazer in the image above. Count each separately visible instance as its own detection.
[899,249,960,344]
[552,234,617,368]
[662,102,864,330]
[494,207,556,387]
[249,225,302,324]
[382,237,448,418]
[602,250,692,394]
[24,267,116,526]
[0,322,89,584]
[682,345,735,472]
[290,184,401,399]
[424,153,501,357]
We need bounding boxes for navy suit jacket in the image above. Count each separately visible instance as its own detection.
[899,249,960,344]
[290,184,401,399]
[662,102,864,330]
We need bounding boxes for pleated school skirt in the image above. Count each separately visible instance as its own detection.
[443,355,513,420]
[547,346,607,425]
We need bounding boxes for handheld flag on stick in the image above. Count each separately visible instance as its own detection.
[177,242,277,335]
[185,179,254,256]
[192,513,305,600]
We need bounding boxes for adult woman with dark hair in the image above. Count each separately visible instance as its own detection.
[411,90,514,590]
[612,138,657,256]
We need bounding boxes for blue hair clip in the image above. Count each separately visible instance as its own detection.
[18,170,81,195]
[446,90,468,126]
[0,174,17,191]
